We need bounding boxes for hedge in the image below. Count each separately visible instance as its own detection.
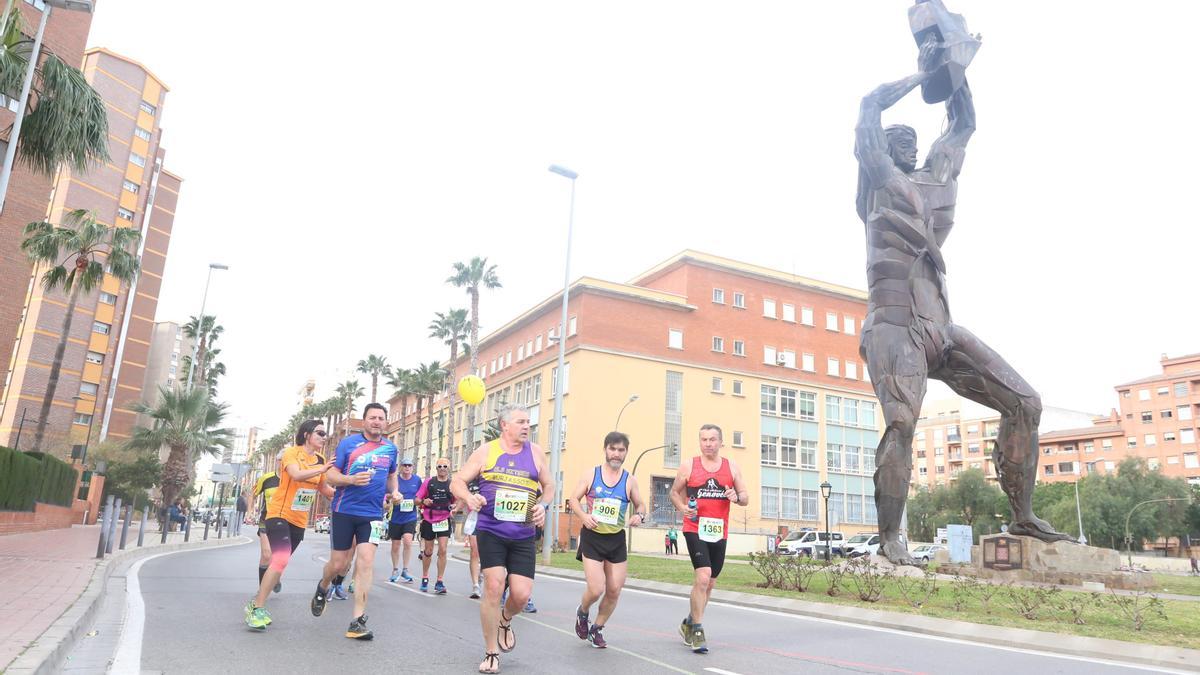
[0,446,78,511]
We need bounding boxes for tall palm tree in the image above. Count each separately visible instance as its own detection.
[428,308,470,460]
[335,379,364,436]
[182,315,223,388]
[408,361,443,476]
[20,209,139,452]
[386,367,414,454]
[127,386,234,510]
[0,9,109,176]
[356,354,390,403]
[447,257,501,454]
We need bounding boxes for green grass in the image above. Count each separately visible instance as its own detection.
[548,553,1200,649]
[1152,574,1200,597]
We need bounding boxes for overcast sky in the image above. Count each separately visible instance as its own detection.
[88,1,1199,432]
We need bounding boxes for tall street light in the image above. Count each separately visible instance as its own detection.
[0,0,95,213]
[820,480,832,562]
[614,394,638,430]
[545,163,577,565]
[1073,459,1101,545]
[186,263,229,390]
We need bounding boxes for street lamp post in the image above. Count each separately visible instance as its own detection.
[820,481,832,562]
[614,394,638,430]
[185,263,229,390]
[1124,497,1188,567]
[544,164,577,565]
[1073,460,1101,545]
[626,443,676,552]
[0,0,94,213]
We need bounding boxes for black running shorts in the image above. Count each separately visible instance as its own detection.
[683,531,728,578]
[576,528,628,564]
[264,517,304,555]
[331,512,375,551]
[420,519,454,541]
[476,529,536,579]
[388,520,417,540]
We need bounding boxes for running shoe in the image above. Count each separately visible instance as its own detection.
[347,580,355,594]
[400,569,413,584]
[434,580,447,595]
[524,598,537,613]
[678,616,693,645]
[575,607,589,639]
[470,584,481,599]
[310,584,328,617]
[273,580,282,594]
[389,569,401,583]
[588,624,607,649]
[245,602,270,631]
[420,578,429,592]
[331,584,348,600]
[345,614,373,640]
[690,624,708,654]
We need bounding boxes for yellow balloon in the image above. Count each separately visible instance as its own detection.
[457,375,486,405]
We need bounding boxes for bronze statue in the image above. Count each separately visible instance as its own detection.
[855,0,1071,565]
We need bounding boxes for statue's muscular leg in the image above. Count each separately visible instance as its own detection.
[863,323,927,565]
[933,325,1072,542]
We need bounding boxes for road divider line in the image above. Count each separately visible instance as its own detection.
[510,612,695,675]
[704,669,746,675]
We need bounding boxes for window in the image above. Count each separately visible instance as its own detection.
[861,401,876,427]
[122,180,139,193]
[844,316,856,335]
[1165,431,1177,442]
[732,380,743,396]
[1043,465,1054,476]
[845,361,858,380]
[935,446,945,456]
[668,329,683,350]
[664,371,682,468]
[732,340,745,357]
[802,490,818,520]
[826,443,842,471]
[1185,452,1199,469]
[713,288,725,304]
[1141,411,1153,423]
[1120,390,1131,399]
[535,335,542,352]
[781,488,799,520]
[826,312,839,331]
[129,152,146,167]
[779,349,796,369]
[1168,455,1180,465]
[1058,461,1075,473]
[1145,434,1157,447]
[568,316,577,336]
[1104,460,1115,471]
[763,299,776,318]
[1084,442,1094,454]
[1161,409,1174,419]
[1178,406,1193,421]
[526,340,533,356]
[1102,439,1113,450]
[517,345,524,361]
[79,382,98,396]
[801,307,814,326]
[140,100,156,115]
[551,363,570,394]
[711,377,723,393]
[732,431,744,447]
[799,392,816,420]
[1174,382,1189,397]
[1138,389,1150,401]
[782,304,796,322]
[167,366,176,376]
[92,321,110,335]
[732,292,745,309]
[651,476,679,524]
[801,353,815,372]
[827,357,840,377]
[117,207,134,221]
[843,398,859,426]
[134,126,152,141]
[800,440,817,468]
[1157,386,1170,396]
[968,443,980,453]
[761,385,778,414]
[1182,429,1196,444]
[85,351,103,364]
[919,466,928,475]
[73,413,92,425]
[1127,436,1137,448]
[761,486,779,519]
[845,444,861,473]
[712,336,724,353]
[780,388,797,418]
[826,395,841,423]
[98,292,117,304]
[761,435,778,465]
[763,345,777,365]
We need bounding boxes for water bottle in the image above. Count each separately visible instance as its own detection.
[464,509,478,536]
[687,497,698,523]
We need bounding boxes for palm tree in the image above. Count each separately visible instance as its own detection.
[447,257,501,454]
[0,9,109,177]
[408,361,444,476]
[356,354,390,403]
[335,379,364,436]
[182,315,223,388]
[428,308,469,460]
[127,386,234,510]
[20,209,139,452]
[386,367,413,454]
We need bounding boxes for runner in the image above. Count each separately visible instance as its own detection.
[669,424,749,654]
[387,456,422,584]
[310,403,400,640]
[252,451,282,592]
[566,431,647,648]
[243,420,334,630]
[451,403,553,674]
[417,457,456,593]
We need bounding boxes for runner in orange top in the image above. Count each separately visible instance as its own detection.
[244,420,334,630]
[669,424,748,654]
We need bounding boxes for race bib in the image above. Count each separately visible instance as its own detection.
[290,488,316,513]
[398,499,414,512]
[698,517,724,543]
[493,488,530,523]
[431,519,449,533]
[592,497,622,526]
[368,519,387,545]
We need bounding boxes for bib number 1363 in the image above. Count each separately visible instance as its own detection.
[698,517,724,543]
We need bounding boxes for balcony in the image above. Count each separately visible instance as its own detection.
[947,434,962,443]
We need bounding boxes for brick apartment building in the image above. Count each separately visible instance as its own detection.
[1112,353,1200,483]
[386,250,884,539]
[0,48,181,457]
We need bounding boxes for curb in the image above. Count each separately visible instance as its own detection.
[3,533,251,675]
[529,562,1200,672]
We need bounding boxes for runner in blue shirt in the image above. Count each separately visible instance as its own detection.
[310,403,400,641]
[387,456,423,584]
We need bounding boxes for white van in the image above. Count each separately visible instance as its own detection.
[777,530,845,557]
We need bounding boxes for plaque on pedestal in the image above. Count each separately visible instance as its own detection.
[982,535,1023,570]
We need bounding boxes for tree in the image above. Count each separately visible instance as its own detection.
[335,380,364,436]
[126,386,234,510]
[182,314,223,388]
[934,468,1005,539]
[101,451,161,512]
[428,308,469,460]
[447,257,501,454]
[386,367,414,454]
[20,209,139,452]
[408,361,444,476]
[356,354,390,403]
[0,9,109,176]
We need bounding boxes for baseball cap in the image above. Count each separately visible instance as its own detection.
[401,456,414,466]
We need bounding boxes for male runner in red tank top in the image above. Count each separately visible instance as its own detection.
[669,424,748,654]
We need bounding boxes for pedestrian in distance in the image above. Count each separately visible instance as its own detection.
[235,491,248,536]
[243,420,334,630]
[386,457,422,585]
[669,525,679,556]
[670,424,749,654]
[451,403,554,674]
[566,431,648,649]
[310,403,401,641]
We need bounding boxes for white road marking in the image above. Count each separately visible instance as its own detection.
[510,612,695,675]
[704,669,746,675]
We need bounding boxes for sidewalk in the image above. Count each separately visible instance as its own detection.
[0,521,239,673]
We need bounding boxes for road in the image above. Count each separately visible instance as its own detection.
[112,533,1170,674]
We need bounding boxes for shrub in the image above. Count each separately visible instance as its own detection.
[1107,588,1167,631]
[1003,583,1059,620]
[845,557,891,602]
[0,446,77,510]
[895,568,940,609]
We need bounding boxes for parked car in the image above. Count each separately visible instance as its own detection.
[777,530,845,557]
[845,533,908,558]
[911,544,947,562]
[313,516,331,534]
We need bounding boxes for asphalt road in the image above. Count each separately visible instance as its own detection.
[129,534,1166,674]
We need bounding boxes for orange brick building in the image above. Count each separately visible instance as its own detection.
[1113,353,1200,483]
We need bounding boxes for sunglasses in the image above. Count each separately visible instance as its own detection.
[437,465,450,469]
[313,430,327,437]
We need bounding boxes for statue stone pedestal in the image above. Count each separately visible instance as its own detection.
[967,533,1152,590]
